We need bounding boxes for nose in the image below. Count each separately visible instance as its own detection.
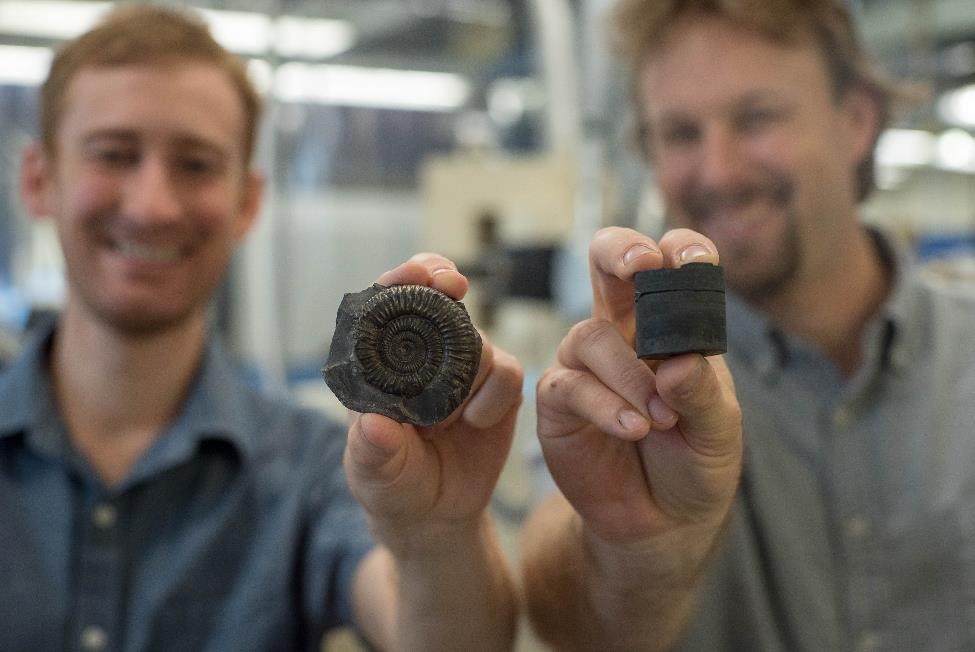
[121,153,181,223]
[697,126,746,189]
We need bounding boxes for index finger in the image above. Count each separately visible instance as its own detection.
[589,227,664,323]
[376,252,468,300]
[588,227,721,336]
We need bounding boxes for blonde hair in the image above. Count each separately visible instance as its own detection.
[611,0,902,201]
[40,4,262,165]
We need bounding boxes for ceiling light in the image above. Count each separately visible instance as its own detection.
[0,2,355,60]
[938,84,975,129]
[199,9,272,56]
[0,45,52,86]
[935,129,975,172]
[876,129,936,168]
[488,78,544,126]
[0,1,110,39]
[274,17,356,59]
[274,63,470,111]
[0,47,461,113]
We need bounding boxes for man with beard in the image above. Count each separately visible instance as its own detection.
[521,1,975,650]
[0,6,523,651]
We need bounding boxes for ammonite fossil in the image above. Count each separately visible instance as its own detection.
[634,263,727,359]
[322,283,482,426]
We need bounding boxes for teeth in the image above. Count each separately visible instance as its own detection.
[115,240,182,263]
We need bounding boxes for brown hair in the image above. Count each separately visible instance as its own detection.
[610,0,903,201]
[40,4,262,165]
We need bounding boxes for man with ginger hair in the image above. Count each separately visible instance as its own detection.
[521,1,975,650]
[1,6,522,651]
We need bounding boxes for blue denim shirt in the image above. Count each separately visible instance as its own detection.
[0,324,373,652]
[675,233,975,651]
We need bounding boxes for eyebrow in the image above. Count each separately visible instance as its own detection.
[172,137,231,160]
[80,129,232,158]
[650,89,791,125]
[80,129,138,145]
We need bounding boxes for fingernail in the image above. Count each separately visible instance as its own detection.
[623,243,660,265]
[618,409,647,433]
[678,244,712,265]
[431,267,455,277]
[648,397,678,430]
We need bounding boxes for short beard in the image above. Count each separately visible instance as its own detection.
[732,216,801,304]
[677,171,800,303]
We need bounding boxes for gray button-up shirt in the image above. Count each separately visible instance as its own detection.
[0,324,373,652]
[677,234,975,651]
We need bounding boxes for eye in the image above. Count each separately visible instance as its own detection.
[180,157,212,175]
[736,107,783,134]
[657,121,701,148]
[175,155,224,179]
[90,145,139,168]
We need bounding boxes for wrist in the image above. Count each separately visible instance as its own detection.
[580,510,729,597]
[372,511,495,561]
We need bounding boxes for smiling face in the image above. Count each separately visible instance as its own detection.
[639,12,876,302]
[23,62,262,335]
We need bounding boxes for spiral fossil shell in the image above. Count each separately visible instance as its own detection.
[322,284,482,426]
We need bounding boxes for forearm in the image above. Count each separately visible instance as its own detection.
[356,514,517,651]
[521,494,721,651]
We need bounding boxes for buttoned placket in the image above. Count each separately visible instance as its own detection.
[70,496,123,652]
[826,336,896,652]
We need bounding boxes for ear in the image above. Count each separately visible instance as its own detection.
[20,142,55,219]
[234,170,265,242]
[841,86,882,169]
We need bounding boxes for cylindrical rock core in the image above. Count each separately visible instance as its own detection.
[634,263,727,359]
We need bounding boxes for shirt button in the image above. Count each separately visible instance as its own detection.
[857,631,881,652]
[889,346,910,370]
[845,515,870,540]
[92,504,117,529]
[832,406,852,430]
[80,625,107,651]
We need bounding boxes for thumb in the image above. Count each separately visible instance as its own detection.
[345,413,410,485]
[655,354,742,460]
[345,413,441,535]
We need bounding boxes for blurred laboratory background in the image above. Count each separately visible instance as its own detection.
[0,0,973,649]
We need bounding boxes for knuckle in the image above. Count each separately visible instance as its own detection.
[497,357,525,394]
[614,361,654,397]
[569,318,616,352]
[536,365,563,397]
[536,365,582,402]
[590,227,615,249]
[411,251,456,269]
[592,225,627,245]
[668,356,709,404]
[535,367,588,438]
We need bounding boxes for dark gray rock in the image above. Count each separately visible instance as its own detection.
[322,284,482,426]
[634,263,727,359]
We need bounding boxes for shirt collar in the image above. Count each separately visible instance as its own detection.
[164,333,259,461]
[0,323,51,442]
[0,320,258,463]
[868,228,920,374]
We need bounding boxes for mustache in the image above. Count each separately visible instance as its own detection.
[681,175,793,222]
